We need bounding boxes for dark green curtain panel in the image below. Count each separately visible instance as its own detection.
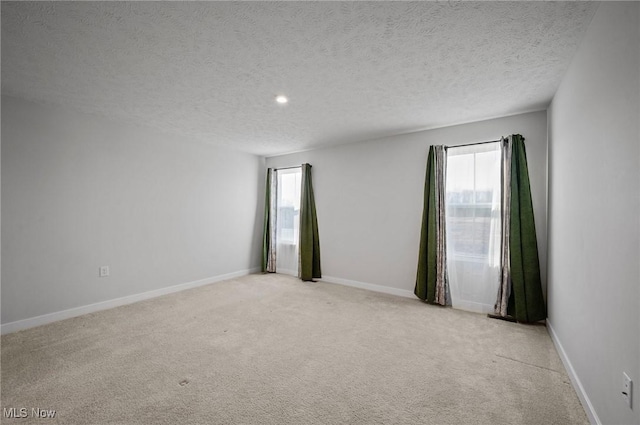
[299,164,321,281]
[415,147,438,302]
[261,168,273,273]
[507,135,546,322]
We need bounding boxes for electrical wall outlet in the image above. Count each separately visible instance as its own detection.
[622,372,633,409]
[99,266,110,277]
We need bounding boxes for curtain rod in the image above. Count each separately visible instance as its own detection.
[273,165,302,171]
[445,139,501,149]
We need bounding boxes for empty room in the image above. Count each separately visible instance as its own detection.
[1,2,638,424]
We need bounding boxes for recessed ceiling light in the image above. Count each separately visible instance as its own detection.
[275,95,288,104]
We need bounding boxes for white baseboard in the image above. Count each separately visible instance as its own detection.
[1,267,260,335]
[450,299,495,314]
[321,275,415,299]
[547,319,601,425]
[276,268,298,277]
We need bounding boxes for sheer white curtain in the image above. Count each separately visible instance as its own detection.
[275,168,302,276]
[445,143,502,313]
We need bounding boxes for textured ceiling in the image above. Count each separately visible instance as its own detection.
[1,2,598,156]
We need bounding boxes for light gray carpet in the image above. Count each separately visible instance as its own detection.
[1,273,587,425]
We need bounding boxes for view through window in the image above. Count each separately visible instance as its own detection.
[275,168,301,275]
[445,142,502,312]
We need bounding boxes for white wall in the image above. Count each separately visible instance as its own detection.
[266,111,548,302]
[1,96,264,327]
[547,3,639,425]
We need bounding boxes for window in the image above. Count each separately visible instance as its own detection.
[445,142,502,312]
[275,167,301,275]
[446,143,501,262]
